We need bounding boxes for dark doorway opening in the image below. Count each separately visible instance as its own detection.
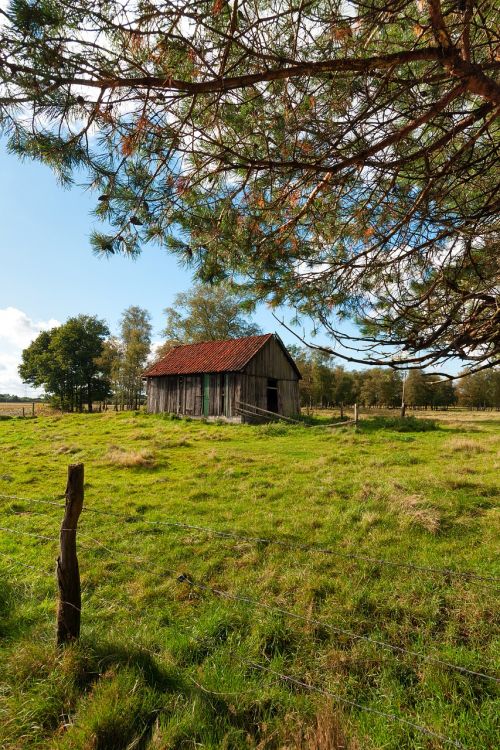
[202,374,210,417]
[219,374,226,416]
[267,378,279,413]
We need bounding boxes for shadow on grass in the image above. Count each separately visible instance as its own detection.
[79,640,184,693]
[53,639,285,749]
[0,576,17,638]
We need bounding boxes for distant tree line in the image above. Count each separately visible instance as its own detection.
[0,394,43,403]
[290,348,500,410]
[455,370,500,410]
[19,307,152,412]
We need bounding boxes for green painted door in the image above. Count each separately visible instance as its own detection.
[203,374,210,416]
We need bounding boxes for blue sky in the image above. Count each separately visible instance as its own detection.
[0,147,307,396]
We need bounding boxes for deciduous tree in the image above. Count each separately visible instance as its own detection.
[360,368,403,408]
[162,284,261,345]
[19,315,110,411]
[120,305,152,408]
[456,370,500,409]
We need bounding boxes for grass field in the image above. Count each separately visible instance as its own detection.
[0,411,498,749]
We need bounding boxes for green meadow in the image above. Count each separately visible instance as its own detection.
[0,411,498,749]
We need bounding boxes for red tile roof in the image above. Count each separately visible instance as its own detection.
[144,333,276,377]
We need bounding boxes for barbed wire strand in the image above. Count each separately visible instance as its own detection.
[246,661,466,749]
[0,525,60,543]
[0,493,65,509]
[64,535,500,685]
[55,584,468,750]
[143,519,500,584]
[1,492,498,584]
[74,544,500,684]
[93,515,499,587]
[0,526,497,685]
[0,549,51,574]
[0,524,103,552]
[0,523,177,584]
[176,575,499,683]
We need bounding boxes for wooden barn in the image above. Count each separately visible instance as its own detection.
[143,333,301,421]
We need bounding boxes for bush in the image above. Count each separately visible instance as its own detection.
[255,421,296,437]
[365,416,438,432]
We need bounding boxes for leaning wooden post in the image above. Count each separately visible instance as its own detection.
[56,463,84,646]
[354,403,359,425]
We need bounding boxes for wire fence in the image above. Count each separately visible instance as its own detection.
[0,479,498,749]
[0,500,498,684]
[0,538,494,750]
[175,574,499,683]
[246,661,466,749]
[1,492,498,585]
[0,548,51,573]
[0,402,39,418]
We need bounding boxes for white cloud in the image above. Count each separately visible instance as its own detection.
[0,307,60,396]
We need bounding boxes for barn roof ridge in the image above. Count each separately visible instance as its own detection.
[143,332,301,378]
[170,332,272,349]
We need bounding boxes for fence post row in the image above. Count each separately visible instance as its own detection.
[56,463,84,646]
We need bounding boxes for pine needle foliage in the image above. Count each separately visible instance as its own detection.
[1,1,499,372]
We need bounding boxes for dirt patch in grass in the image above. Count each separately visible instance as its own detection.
[105,446,156,468]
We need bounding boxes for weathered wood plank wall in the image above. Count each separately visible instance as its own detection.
[147,375,203,415]
[147,373,241,417]
[244,336,297,380]
[241,337,300,418]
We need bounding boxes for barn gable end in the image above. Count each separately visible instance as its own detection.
[239,335,301,418]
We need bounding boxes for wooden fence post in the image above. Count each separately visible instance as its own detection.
[32,402,35,417]
[56,463,84,645]
[340,401,344,419]
[354,403,359,425]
